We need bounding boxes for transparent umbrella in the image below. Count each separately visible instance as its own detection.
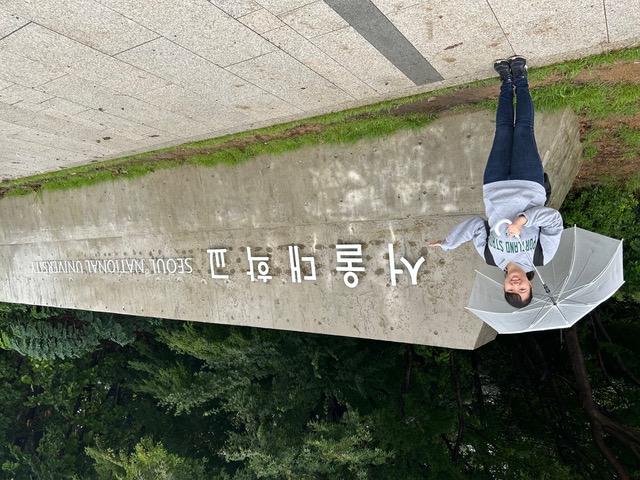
[467,226,624,334]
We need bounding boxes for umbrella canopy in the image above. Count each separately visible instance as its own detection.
[467,227,624,334]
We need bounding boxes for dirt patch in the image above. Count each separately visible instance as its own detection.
[224,124,324,150]
[570,60,640,187]
[575,112,640,186]
[573,61,640,84]
[387,85,497,116]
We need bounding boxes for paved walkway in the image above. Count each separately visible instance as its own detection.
[1,0,639,179]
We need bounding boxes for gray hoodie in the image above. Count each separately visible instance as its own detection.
[440,179,563,271]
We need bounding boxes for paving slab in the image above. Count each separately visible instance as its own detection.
[489,0,610,64]
[115,38,265,102]
[73,109,175,143]
[210,0,263,19]
[38,97,91,118]
[1,22,97,69]
[262,25,377,99]
[1,0,158,55]
[238,7,285,34]
[0,84,53,107]
[99,0,277,66]
[279,1,349,39]
[137,84,254,128]
[0,8,28,38]
[69,53,170,98]
[226,49,355,109]
[387,1,512,79]
[251,0,318,16]
[0,50,66,89]
[0,101,131,152]
[228,91,304,122]
[605,1,640,46]
[310,26,416,94]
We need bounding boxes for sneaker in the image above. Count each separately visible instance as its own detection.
[509,56,528,80]
[493,59,512,83]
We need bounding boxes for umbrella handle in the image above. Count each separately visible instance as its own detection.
[494,219,515,238]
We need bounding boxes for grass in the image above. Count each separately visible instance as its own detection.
[2,46,639,198]
[581,129,605,162]
[534,82,640,117]
[529,46,640,80]
[619,128,640,159]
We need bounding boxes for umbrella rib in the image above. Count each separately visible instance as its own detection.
[556,227,579,299]
[525,293,558,327]
[556,296,594,306]
[556,241,623,301]
[528,303,554,329]
[529,303,571,330]
[555,304,571,325]
[475,269,504,288]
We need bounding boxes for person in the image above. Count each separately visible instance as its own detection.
[429,56,563,308]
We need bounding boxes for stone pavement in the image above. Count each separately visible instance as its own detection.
[1,0,638,179]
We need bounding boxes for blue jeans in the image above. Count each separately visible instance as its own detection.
[483,78,545,186]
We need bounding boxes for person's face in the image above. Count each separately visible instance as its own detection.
[504,268,532,303]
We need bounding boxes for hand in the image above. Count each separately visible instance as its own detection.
[507,216,527,237]
[428,242,442,247]
[507,224,521,237]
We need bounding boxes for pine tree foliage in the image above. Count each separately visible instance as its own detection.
[229,410,393,480]
[86,437,211,480]
[0,307,139,360]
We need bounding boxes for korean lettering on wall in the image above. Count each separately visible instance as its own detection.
[208,243,425,288]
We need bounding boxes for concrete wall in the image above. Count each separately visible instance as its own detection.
[0,108,582,349]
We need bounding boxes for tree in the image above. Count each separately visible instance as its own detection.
[0,304,183,479]
[0,305,141,360]
[86,437,211,480]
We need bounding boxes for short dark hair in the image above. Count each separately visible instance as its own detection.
[504,271,535,308]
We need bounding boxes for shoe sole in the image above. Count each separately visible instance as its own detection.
[508,55,528,79]
[508,55,527,66]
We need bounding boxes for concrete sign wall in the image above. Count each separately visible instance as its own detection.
[0,109,581,349]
